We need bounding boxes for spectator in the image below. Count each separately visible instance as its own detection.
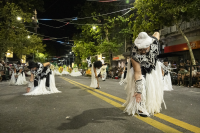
[185,67,197,87]
[177,66,187,86]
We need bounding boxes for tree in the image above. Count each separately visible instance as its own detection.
[73,1,132,65]
[132,0,200,65]
[0,2,46,59]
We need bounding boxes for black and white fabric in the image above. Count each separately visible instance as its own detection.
[123,35,166,116]
[24,62,61,96]
[86,57,92,67]
[161,64,169,76]
[131,36,159,76]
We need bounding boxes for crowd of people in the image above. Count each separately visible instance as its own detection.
[169,59,200,87]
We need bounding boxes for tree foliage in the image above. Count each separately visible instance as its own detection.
[73,2,132,65]
[0,2,46,59]
[132,0,200,65]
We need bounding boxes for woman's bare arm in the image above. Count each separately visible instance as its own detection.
[43,62,50,67]
[130,58,142,81]
[152,32,160,40]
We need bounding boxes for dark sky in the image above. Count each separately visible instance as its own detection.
[37,0,87,56]
[38,0,86,40]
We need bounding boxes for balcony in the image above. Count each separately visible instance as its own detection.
[160,20,200,36]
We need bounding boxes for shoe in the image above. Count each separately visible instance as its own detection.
[138,110,148,117]
[96,87,100,89]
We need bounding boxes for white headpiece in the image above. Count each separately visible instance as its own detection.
[134,32,155,49]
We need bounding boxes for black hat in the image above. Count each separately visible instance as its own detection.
[17,61,21,65]
[28,61,37,69]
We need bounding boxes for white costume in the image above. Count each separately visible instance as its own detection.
[70,67,82,77]
[24,62,61,96]
[90,64,101,88]
[101,65,107,81]
[10,64,27,85]
[54,65,62,76]
[161,64,173,91]
[123,32,166,116]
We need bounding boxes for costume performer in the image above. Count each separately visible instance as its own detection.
[61,65,69,75]
[90,61,102,89]
[54,64,62,76]
[70,66,82,77]
[10,61,27,85]
[101,63,107,81]
[24,61,61,96]
[119,62,128,85]
[123,32,166,117]
[161,58,173,91]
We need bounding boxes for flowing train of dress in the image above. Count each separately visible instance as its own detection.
[90,65,101,88]
[123,59,166,116]
[70,68,82,77]
[163,74,173,91]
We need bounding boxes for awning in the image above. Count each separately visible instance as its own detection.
[157,53,181,58]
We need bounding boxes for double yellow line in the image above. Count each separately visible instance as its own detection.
[61,77,200,133]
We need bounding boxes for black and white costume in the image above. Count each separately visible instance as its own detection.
[24,62,61,96]
[123,33,166,116]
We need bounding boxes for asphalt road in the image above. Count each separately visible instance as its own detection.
[0,75,200,133]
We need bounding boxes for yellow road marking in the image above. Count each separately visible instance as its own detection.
[61,77,200,133]
[62,77,182,133]
[155,113,200,133]
[62,77,126,103]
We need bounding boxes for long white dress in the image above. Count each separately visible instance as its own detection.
[23,63,61,96]
[101,65,107,81]
[90,64,101,88]
[162,64,173,91]
[10,64,28,85]
[123,37,166,116]
[70,68,82,77]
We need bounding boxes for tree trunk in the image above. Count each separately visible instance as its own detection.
[125,36,126,52]
[178,26,196,65]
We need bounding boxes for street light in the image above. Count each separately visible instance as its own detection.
[27,35,30,39]
[93,26,96,30]
[17,17,22,21]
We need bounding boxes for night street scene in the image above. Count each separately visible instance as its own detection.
[0,0,200,133]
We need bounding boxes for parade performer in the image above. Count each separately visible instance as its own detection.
[90,61,102,89]
[123,32,165,117]
[119,62,128,85]
[70,64,82,77]
[10,61,27,85]
[162,58,173,91]
[24,61,61,96]
[86,57,92,67]
[61,65,69,75]
[101,63,107,81]
[54,64,62,76]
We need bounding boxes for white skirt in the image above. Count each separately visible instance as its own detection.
[61,70,69,75]
[102,72,107,81]
[23,73,61,96]
[54,70,62,76]
[9,72,16,85]
[90,65,101,88]
[15,72,28,85]
[123,60,166,116]
[70,70,82,77]
[163,74,173,91]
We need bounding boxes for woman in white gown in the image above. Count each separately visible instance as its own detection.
[10,61,27,85]
[24,61,61,96]
[161,58,173,91]
[90,61,102,89]
[70,67,82,77]
[123,32,166,117]
[61,65,69,75]
[54,64,62,76]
